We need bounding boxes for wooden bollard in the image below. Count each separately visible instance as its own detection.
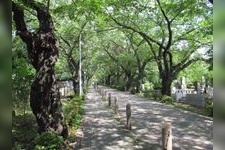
[114,97,118,114]
[108,93,111,107]
[104,91,107,100]
[126,103,131,130]
[100,89,103,95]
[162,123,172,150]
[101,89,105,99]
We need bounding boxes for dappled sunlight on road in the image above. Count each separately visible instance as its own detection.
[74,87,139,150]
[97,86,213,150]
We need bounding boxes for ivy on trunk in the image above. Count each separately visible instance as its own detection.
[12,0,68,138]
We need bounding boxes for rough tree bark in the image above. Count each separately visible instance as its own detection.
[12,0,68,138]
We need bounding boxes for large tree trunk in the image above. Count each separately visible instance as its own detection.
[12,1,68,138]
[29,44,68,136]
[161,72,172,96]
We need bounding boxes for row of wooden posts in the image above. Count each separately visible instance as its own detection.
[95,86,172,150]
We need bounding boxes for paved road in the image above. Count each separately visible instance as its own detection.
[75,86,213,150]
[74,87,139,150]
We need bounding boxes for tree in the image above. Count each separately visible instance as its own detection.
[59,21,87,94]
[110,0,212,95]
[12,0,68,138]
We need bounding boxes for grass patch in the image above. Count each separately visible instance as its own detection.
[144,94,212,117]
[172,102,210,117]
[13,94,85,149]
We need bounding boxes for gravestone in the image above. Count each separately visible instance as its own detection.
[181,77,187,97]
[197,82,201,94]
[206,86,213,97]
[174,80,181,89]
[201,76,206,92]
[175,90,183,102]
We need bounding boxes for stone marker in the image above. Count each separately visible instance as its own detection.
[162,122,172,150]
[175,90,183,102]
[126,103,131,130]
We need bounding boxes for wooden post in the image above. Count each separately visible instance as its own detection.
[104,90,107,100]
[126,103,131,130]
[114,97,118,114]
[162,123,172,150]
[100,89,103,95]
[101,89,104,99]
[108,93,111,107]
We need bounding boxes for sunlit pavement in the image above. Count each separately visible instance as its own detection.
[75,86,213,150]
[74,87,139,150]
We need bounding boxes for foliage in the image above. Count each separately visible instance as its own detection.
[129,87,136,94]
[12,37,35,114]
[205,98,213,117]
[63,95,84,128]
[34,132,64,150]
[160,95,174,105]
[12,114,38,150]
[179,61,213,85]
[152,90,162,101]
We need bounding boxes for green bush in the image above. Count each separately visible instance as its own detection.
[34,132,64,150]
[160,95,174,104]
[205,99,213,117]
[129,87,136,94]
[63,96,84,128]
[152,90,162,101]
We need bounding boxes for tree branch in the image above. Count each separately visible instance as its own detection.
[22,0,54,32]
[111,17,164,49]
[103,45,129,75]
[172,28,197,45]
[47,0,50,13]
[12,1,32,41]
[156,0,172,50]
[173,58,204,75]
[60,35,71,48]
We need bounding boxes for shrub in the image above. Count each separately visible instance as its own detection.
[160,95,174,104]
[205,99,213,117]
[129,87,136,94]
[152,90,162,101]
[63,96,84,128]
[34,132,64,150]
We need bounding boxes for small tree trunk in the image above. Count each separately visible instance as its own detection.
[72,78,79,94]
